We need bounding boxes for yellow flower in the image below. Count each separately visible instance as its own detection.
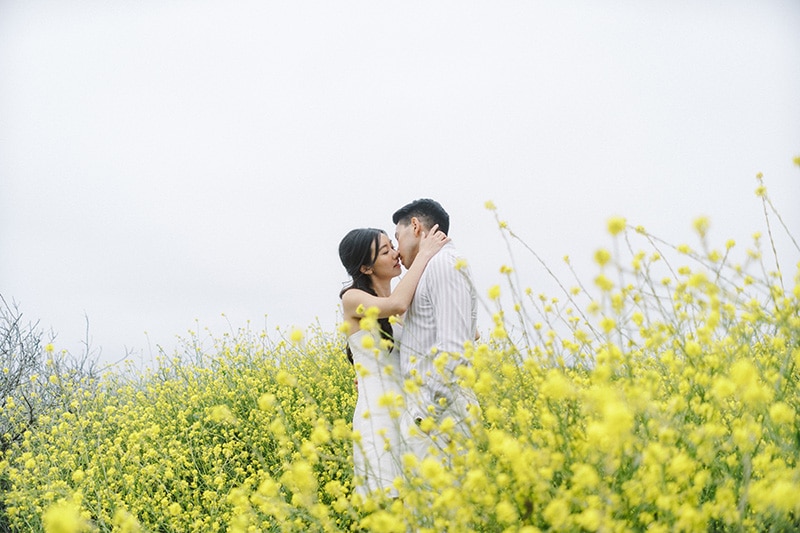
[594,274,614,292]
[377,392,401,408]
[379,338,394,351]
[45,343,55,353]
[491,325,507,339]
[402,453,419,471]
[488,285,501,300]
[42,499,88,533]
[207,405,237,425]
[418,417,436,433]
[684,340,702,358]
[767,480,799,513]
[607,216,626,236]
[543,498,570,529]
[276,370,297,386]
[331,418,351,440]
[280,460,317,501]
[310,425,330,445]
[419,457,448,488]
[112,508,141,533]
[541,369,573,401]
[402,375,420,395]
[361,511,407,533]
[495,500,518,524]
[571,463,600,491]
[730,359,756,387]
[289,328,303,344]
[455,258,468,271]
[603,398,634,435]
[769,402,794,425]
[258,393,277,411]
[359,314,378,331]
[594,248,612,266]
[600,316,616,333]
[576,508,602,531]
[711,377,736,401]
[484,200,497,210]
[361,334,375,349]
[692,216,710,237]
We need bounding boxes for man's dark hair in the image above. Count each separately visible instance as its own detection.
[392,198,450,235]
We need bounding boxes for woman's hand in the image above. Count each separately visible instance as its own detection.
[417,223,450,259]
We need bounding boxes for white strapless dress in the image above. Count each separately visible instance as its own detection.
[349,326,404,497]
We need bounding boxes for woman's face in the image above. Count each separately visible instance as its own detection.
[367,233,401,280]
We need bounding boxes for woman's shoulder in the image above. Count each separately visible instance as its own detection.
[341,287,370,306]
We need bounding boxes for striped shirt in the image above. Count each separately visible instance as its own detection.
[399,242,478,392]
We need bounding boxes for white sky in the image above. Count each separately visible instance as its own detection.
[2,1,799,366]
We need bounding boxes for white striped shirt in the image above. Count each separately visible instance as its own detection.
[399,242,477,392]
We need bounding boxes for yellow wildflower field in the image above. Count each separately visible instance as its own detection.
[2,177,799,532]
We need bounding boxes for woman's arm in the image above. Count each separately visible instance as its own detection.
[342,225,448,320]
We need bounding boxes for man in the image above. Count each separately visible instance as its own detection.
[392,198,479,464]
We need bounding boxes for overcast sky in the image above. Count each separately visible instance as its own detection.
[2,1,799,366]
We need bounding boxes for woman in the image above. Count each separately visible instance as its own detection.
[338,224,448,498]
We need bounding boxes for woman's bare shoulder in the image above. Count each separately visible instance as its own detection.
[341,287,372,308]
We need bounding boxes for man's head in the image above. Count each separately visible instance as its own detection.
[392,198,450,268]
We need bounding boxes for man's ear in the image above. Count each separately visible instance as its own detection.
[410,216,423,237]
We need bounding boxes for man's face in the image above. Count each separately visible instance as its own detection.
[394,220,420,269]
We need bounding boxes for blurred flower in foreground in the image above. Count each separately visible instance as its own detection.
[693,216,710,238]
[607,216,626,236]
[42,499,88,533]
[290,328,304,344]
[594,248,612,267]
[488,285,501,300]
[208,404,237,425]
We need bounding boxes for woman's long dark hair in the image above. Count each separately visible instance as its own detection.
[338,228,394,362]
